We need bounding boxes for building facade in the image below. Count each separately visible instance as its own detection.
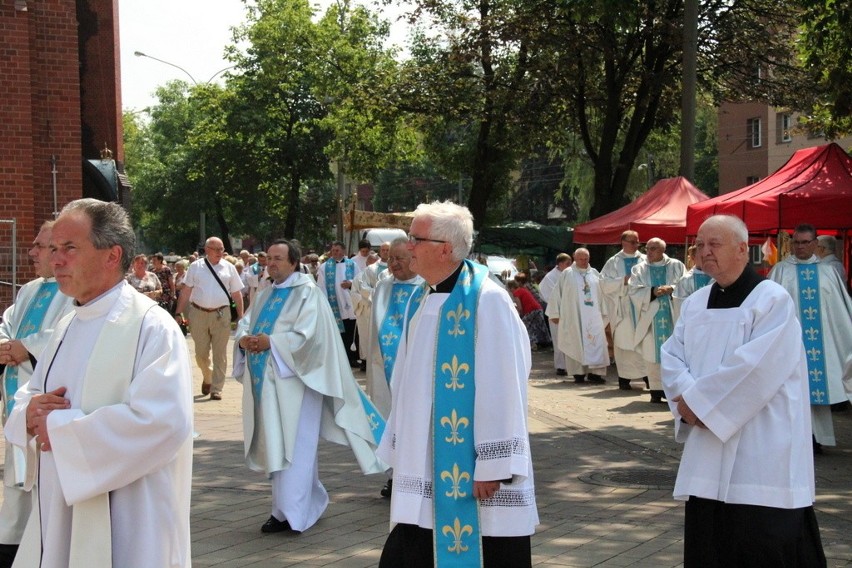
[717,101,852,195]
[0,0,124,306]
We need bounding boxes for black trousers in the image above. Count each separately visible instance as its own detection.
[684,497,826,568]
[379,523,531,568]
[340,318,359,366]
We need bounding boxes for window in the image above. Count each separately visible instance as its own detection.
[747,118,762,148]
[746,176,760,185]
[777,113,792,143]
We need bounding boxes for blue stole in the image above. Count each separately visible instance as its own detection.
[324,259,355,332]
[4,281,59,416]
[796,265,829,405]
[433,260,486,566]
[379,281,425,386]
[693,270,711,290]
[247,287,293,404]
[623,256,640,326]
[649,265,673,363]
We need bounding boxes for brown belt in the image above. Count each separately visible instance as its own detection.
[191,302,228,313]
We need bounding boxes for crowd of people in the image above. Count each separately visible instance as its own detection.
[0,198,848,567]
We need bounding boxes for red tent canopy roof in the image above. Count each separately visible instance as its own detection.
[686,143,852,235]
[573,176,709,244]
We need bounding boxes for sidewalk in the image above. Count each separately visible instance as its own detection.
[4,335,851,566]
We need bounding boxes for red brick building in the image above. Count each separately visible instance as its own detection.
[0,0,125,306]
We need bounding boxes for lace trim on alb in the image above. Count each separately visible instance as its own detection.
[475,437,528,461]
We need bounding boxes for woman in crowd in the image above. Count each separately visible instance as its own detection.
[127,253,162,302]
[151,252,176,313]
[506,279,550,351]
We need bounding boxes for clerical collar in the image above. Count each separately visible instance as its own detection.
[707,264,764,309]
[431,262,464,294]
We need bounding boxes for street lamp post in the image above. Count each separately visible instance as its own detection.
[133,51,236,248]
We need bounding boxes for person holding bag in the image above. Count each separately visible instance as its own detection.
[175,237,244,400]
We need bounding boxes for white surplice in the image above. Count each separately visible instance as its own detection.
[0,278,73,544]
[316,259,360,321]
[539,266,567,371]
[233,273,385,531]
[5,282,193,568]
[377,277,539,537]
[350,262,387,360]
[600,251,647,379]
[545,267,609,375]
[661,280,815,509]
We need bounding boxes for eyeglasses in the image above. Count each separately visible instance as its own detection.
[408,235,447,246]
[792,239,815,246]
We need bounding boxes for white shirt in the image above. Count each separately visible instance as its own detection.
[183,257,244,309]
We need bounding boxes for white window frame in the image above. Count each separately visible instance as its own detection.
[780,114,792,143]
[748,118,762,148]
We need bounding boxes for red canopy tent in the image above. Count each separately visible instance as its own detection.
[686,143,852,235]
[573,176,709,244]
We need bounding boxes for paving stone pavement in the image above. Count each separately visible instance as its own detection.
[3,334,851,566]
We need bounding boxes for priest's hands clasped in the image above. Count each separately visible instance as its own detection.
[672,395,706,429]
[239,334,270,353]
[26,386,71,452]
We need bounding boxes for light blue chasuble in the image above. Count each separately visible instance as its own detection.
[4,281,59,416]
[623,257,640,326]
[796,265,829,405]
[247,288,293,403]
[692,271,711,290]
[649,265,673,363]
[379,282,426,384]
[433,260,487,567]
[323,259,355,332]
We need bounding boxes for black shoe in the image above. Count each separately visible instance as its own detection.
[556,369,567,377]
[618,378,632,391]
[649,390,666,404]
[261,515,292,533]
[359,360,367,372]
[587,374,605,384]
[381,479,393,498]
[643,377,650,389]
[573,374,586,383]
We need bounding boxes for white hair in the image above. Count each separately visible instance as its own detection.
[700,215,748,244]
[413,201,474,262]
[817,235,837,254]
[646,237,667,250]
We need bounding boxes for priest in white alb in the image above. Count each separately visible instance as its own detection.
[768,223,852,451]
[629,237,685,403]
[662,215,825,566]
[538,253,572,377]
[378,201,538,568]
[233,239,386,535]
[5,199,193,568]
[366,238,425,498]
[600,230,647,391]
[0,221,74,567]
[545,248,609,384]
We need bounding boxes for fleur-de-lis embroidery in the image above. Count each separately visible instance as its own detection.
[440,409,470,444]
[257,321,273,333]
[383,353,393,365]
[382,331,399,347]
[393,289,410,303]
[442,518,473,554]
[441,355,470,390]
[804,327,820,341]
[806,346,821,362]
[802,306,818,321]
[20,322,36,336]
[458,268,472,287]
[368,412,380,431]
[440,463,471,499]
[809,368,824,382]
[801,268,815,281]
[446,304,470,337]
[801,287,816,301]
[811,389,826,403]
[388,313,404,328]
[268,296,284,309]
